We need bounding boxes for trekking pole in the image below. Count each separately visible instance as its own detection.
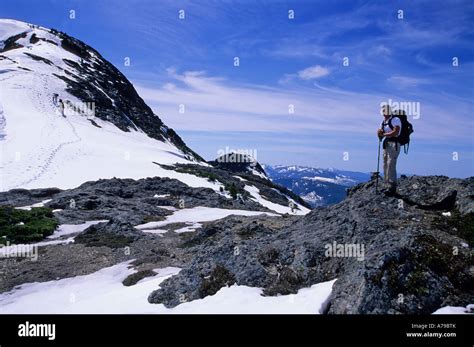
[375,138,381,192]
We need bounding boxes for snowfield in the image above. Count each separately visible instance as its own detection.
[47,220,108,239]
[244,185,310,215]
[135,206,279,232]
[0,261,336,314]
[0,64,210,191]
[432,305,474,314]
[14,199,52,210]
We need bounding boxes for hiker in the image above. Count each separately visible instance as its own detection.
[377,105,401,194]
[58,99,65,117]
[52,93,58,105]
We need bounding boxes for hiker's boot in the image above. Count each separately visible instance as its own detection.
[382,184,397,196]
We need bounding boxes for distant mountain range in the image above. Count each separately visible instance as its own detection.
[263,165,371,207]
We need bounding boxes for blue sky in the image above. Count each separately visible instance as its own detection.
[2,0,473,177]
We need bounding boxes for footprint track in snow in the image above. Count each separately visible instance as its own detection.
[11,75,83,188]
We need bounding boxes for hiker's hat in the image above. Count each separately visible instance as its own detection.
[380,104,392,116]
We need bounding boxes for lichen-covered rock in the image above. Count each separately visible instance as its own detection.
[148,175,474,314]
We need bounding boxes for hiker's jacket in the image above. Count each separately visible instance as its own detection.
[381,116,402,148]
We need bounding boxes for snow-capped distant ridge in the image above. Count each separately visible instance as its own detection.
[264,164,370,207]
[0,18,204,191]
[263,164,332,176]
[264,164,369,183]
[300,191,323,205]
[301,175,357,186]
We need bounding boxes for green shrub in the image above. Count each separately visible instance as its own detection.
[0,205,58,244]
[172,166,219,182]
[224,183,239,199]
[205,172,218,182]
[74,228,134,248]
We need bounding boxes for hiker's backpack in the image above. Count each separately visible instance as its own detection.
[384,113,414,154]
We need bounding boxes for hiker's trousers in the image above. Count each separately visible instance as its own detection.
[383,141,400,188]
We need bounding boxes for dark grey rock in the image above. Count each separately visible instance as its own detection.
[149,175,474,314]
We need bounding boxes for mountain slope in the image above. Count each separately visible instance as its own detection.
[264,165,370,206]
[0,19,202,191]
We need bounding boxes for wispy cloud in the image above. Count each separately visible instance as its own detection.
[387,75,430,87]
[134,68,472,143]
[297,65,330,80]
[280,65,330,84]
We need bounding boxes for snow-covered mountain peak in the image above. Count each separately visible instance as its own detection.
[0,19,204,191]
[1,19,86,71]
[0,19,37,39]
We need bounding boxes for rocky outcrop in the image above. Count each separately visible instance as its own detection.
[208,152,267,178]
[0,175,273,226]
[0,174,471,314]
[148,175,473,314]
[164,163,311,209]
